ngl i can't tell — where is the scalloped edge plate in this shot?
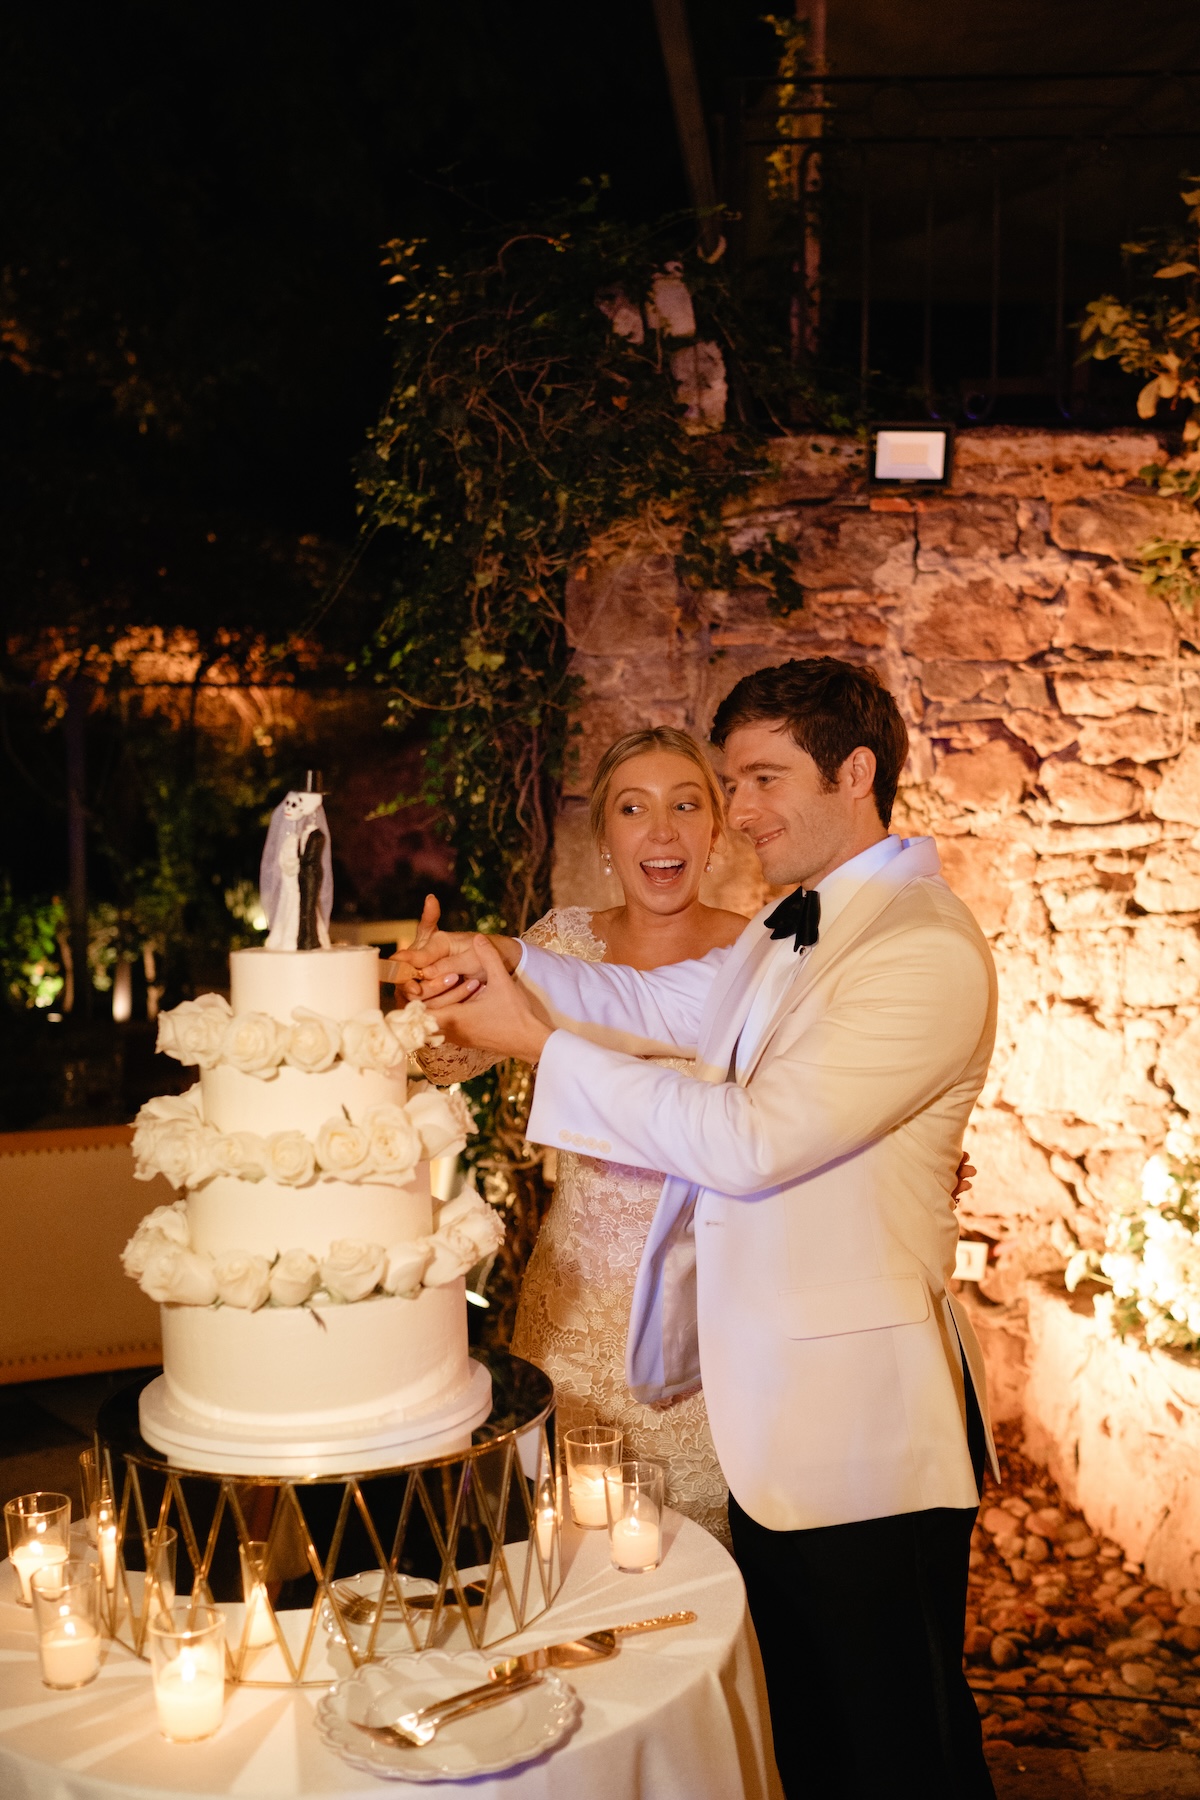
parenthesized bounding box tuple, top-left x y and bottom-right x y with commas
(315, 1650, 580, 1782)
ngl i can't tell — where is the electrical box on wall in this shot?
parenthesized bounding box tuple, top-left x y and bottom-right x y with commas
(954, 1240, 989, 1283)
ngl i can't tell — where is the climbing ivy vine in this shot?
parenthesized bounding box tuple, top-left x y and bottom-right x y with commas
(353, 193, 819, 1334)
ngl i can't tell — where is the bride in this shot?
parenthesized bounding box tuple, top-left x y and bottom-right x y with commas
(416, 726, 747, 1540)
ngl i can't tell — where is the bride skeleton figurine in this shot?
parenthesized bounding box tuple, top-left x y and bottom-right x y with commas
(259, 775, 333, 951)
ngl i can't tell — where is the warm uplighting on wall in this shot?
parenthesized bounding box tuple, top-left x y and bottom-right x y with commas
(111, 962, 133, 1023)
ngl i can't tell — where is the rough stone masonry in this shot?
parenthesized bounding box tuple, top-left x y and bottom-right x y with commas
(552, 425, 1200, 1401)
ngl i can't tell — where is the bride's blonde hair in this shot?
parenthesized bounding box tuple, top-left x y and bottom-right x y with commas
(588, 726, 726, 843)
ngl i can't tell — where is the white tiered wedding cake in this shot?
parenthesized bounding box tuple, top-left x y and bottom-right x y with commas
(122, 796, 502, 1473)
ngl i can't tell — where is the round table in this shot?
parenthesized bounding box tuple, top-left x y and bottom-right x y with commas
(0, 1511, 781, 1800)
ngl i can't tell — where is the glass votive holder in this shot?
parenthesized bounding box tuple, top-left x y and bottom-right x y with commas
(79, 1448, 100, 1547)
(95, 1488, 120, 1592)
(148, 1603, 226, 1742)
(239, 1539, 277, 1648)
(147, 1526, 178, 1622)
(534, 1471, 558, 1563)
(562, 1426, 622, 1529)
(604, 1461, 665, 1573)
(31, 1559, 102, 1689)
(5, 1492, 71, 1606)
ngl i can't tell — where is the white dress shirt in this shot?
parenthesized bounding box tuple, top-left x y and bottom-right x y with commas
(735, 833, 904, 1077)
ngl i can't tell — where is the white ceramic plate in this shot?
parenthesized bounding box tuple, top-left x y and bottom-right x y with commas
(321, 1572, 441, 1657)
(315, 1649, 580, 1783)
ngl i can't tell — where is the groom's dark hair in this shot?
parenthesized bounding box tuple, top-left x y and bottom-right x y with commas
(709, 657, 909, 826)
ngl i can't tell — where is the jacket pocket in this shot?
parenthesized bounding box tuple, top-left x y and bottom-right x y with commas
(777, 1273, 930, 1340)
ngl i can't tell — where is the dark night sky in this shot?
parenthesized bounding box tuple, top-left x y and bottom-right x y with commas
(0, 2, 774, 556)
(2, 0, 1196, 561)
(1, 0, 1197, 975)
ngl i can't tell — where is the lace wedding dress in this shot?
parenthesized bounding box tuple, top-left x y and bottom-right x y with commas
(419, 906, 729, 1543)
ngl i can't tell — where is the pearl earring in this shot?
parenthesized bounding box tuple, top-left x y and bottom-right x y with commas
(704, 860, 712, 873)
(602, 849, 613, 875)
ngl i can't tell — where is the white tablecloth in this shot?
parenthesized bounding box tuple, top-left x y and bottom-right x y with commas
(0, 1511, 781, 1800)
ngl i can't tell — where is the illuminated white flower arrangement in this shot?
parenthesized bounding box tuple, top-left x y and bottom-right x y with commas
(120, 1189, 505, 1312)
(131, 1084, 474, 1192)
(155, 994, 441, 1078)
(1065, 1116, 1200, 1351)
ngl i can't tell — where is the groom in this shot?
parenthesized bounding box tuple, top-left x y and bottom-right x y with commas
(407, 657, 998, 1800)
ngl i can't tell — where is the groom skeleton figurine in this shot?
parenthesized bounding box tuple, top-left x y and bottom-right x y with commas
(407, 658, 998, 1800)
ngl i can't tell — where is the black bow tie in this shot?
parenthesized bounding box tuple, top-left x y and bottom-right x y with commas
(765, 886, 820, 952)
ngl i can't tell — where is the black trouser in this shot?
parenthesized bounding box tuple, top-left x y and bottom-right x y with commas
(729, 1387, 994, 1800)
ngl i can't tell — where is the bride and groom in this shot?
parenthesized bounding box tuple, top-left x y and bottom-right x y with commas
(399, 656, 998, 1800)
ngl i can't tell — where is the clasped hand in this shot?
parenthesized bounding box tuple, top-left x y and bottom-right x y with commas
(381, 896, 551, 1063)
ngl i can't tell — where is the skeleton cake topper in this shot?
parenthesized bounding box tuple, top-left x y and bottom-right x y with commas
(259, 772, 333, 951)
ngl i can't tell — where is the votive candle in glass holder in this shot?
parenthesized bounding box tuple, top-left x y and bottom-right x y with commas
(5, 1493, 71, 1606)
(79, 1448, 100, 1548)
(148, 1603, 226, 1742)
(146, 1526, 178, 1623)
(534, 1471, 557, 1562)
(95, 1490, 119, 1593)
(563, 1426, 622, 1529)
(604, 1461, 664, 1573)
(31, 1559, 102, 1689)
(239, 1539, 277, 1649)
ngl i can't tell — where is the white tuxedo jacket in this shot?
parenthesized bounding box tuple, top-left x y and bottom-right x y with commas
(519, 836, 998, 1532)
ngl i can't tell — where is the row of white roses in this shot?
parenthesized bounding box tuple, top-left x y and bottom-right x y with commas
(121, 1193, 505, 1310)
(156, 993, 440, 1079)
(132, 1084, 471, 1192)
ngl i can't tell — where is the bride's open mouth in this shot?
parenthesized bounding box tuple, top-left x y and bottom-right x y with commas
(640, 856, 687, 887)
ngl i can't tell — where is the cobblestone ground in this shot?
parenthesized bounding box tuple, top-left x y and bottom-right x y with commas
(970, 1422, 1200, 1754)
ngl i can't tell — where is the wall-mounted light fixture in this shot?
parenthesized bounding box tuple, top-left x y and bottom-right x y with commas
(869, 423, 955, 487)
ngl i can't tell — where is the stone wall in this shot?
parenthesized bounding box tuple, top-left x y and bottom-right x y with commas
(554, 425, 1200, 1372)
(1023, 1280, 1200, 1594)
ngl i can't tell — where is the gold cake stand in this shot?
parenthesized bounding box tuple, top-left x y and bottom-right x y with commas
(94, 1351, 559, 1688)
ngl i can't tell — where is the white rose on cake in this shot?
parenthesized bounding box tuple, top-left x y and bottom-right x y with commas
(214, 1131, 270, 1181)
(406, 1084, 473, 1160)
(362, 1105, 422, 1180)
(341, 1010, 404, 1073)
(285, 1008, 342, 1073)
(158, 1122, 221, 1192)
(156, 994, 231, 1068)
(318, 1239, 386, 1302)
(423, 1189, 506, 1284)
(133, 1092, 220, 1191)
(223, 1011, 289, 1078)
(265, 1130, 317, 1186)
(315, 1117, 373, 1182)
(382, 1240, 433, 1297)
(213, 1251, 272, 1310)
(269, 1248, 320, 1307)
(140, 1248, 219, 1306)
(386, 999, 442, 1056)
(121, 1201, 191, 1278)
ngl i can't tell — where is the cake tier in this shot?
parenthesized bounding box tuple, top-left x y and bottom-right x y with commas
(187, 1162, 432, 1259)
(231, 943, 380, 1018)
(159, 1281, 469, 1431)
(201, 1061, 405, 1136)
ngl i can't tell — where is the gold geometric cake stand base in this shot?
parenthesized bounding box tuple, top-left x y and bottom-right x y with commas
(94, 1351, 559, 1688)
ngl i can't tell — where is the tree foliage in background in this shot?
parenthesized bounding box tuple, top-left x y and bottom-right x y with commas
(1079, 179, 1200, 440)
(0, 883, 64, 1012)
(1080, 180, 1200, 609)
(355, 193, 818, 1335)
(357, 194, 808, 932)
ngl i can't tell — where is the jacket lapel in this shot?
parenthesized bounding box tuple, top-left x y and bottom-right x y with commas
(738, 837, 943, 1085)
